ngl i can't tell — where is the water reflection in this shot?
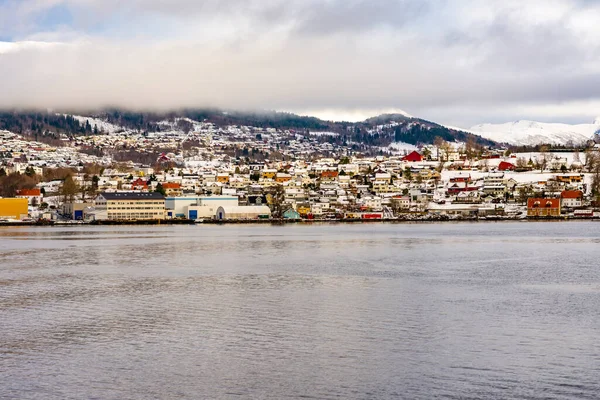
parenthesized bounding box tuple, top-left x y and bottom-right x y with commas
(1, 223, 600, 399)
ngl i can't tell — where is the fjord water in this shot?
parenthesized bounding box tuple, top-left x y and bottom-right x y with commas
(1, 223, 600, 399)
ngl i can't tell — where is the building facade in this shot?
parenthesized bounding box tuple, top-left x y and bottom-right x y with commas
(94, 192, 165, 220)
(560, 190, 584, 209)
(0, 198, 28, 220)
(527, 198, 561, 217)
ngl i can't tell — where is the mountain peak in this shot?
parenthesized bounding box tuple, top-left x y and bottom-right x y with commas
(470, 119, 597, 146)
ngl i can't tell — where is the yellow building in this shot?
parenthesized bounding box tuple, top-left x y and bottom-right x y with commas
(262, 169, 277, 180)
(296, 205, 311, 216)
(0, 198, 29, 220)
(275, 173, 292, 183)
(216, 174, 230, 184)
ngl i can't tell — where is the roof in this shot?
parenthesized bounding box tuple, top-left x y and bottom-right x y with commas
(16, 188, 41, 196)
(561, 190, 583, 199)
(321, 170, 339, 178)
(99, 192, 165, 200)
(216, 205, 271, 214)
(527, 198, 560, 208)
(402, 151, 423, 161)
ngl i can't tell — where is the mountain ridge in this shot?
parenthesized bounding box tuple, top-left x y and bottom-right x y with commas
(469, 118, 600, 146)
(0, 109, 497, 149)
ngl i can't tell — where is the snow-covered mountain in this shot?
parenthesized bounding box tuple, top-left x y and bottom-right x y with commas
(469, 119, 600, 146)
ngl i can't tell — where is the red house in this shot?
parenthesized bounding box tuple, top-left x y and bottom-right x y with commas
(131, 178, 148, 191)
(320, 170, 339, 180)
(498, 161, 515, 171)
(402, 151, 424, 162)
(527, 198, 560, 217)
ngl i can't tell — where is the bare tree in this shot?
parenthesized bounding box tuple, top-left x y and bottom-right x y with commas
(516, 157, 528, 169)
(60, 175, 79, 204)
(267, 184, 286, 219)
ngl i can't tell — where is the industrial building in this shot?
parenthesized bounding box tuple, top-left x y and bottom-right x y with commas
(165, 195, 271, 220)
(214, 205, 271, 220)
(166, 196, 238, 219)
(0, 198, 29, 220)
(94, 192, 165, 220)
(62, 202, 95, 220)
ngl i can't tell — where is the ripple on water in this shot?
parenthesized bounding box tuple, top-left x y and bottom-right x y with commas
(1, 223, 600, 399)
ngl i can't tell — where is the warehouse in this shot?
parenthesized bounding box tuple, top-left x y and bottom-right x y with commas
(215, 205, 271, 220)
(179, 196, 246, 220)
(0, 198, 29, 220)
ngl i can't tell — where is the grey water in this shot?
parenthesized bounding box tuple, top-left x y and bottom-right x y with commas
(1, 222, 600, 399)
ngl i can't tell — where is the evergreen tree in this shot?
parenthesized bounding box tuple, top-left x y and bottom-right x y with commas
(155, 183, 166, 196)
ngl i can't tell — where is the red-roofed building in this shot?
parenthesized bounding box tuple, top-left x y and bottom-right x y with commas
(131, 178, 148, 191)
(320, 170, 339, 181)
(16, 188, 41, 197)
(498, 161, 515, 171)
(560, 190, 584, 208)
(402, 151, 424, 162)
(449, 175, 471, 183)
(162, 182, 183, 197)
(527, 198, 561, 217)
(16, 188, 42, 205)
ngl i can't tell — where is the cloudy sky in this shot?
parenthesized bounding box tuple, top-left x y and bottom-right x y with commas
(1, 0, 600, 128)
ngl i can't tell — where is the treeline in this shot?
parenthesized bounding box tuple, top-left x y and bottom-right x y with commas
(0, 109, 498, 148)
(0, 112, 94, 136)
(0, 109, 338, 134)
(0, 165, 107, 205)
(508, 142, 596, 153)
(202, 111, 332, 130)
(0, 168, 38, 198)
(100, 109, 335, 131)
(392, 122, 496, 147)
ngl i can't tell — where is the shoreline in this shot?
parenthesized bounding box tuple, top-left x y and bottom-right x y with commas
(0, 216, 598, 227)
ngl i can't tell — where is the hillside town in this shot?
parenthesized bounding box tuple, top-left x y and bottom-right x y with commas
(2, 119, 600, 224)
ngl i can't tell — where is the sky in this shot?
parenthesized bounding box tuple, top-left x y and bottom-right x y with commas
(1, 0, 600, 128)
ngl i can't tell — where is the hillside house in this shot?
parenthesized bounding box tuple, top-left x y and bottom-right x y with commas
(560, 190, 584, 209)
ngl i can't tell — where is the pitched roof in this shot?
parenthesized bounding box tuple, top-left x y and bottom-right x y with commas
(498, 161, 515, 170)
(560, 190, 583, 199)
(99, 192, 165, 200)
(321, 170, 339, 178)
(527, 198, 560, 208)
(402, 151, 423, 161)
(16, 188, 41, 196)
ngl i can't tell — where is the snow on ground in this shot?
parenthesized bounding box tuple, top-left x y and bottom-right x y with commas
(309, 131, 339, 137)
(387, 141, 418, 153)
(69, 115, 128, 134)
(469, 119, 600, 146)
(156, 117, 212, 133)
(442, 168, 593, 194)
(511, 152, 586, 165)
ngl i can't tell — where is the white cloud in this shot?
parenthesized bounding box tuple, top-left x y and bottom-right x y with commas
(1, 0, 600, 127)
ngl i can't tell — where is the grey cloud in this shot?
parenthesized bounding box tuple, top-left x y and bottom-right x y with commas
(291, 0, 430, 35)
(1, 0, 600, 127)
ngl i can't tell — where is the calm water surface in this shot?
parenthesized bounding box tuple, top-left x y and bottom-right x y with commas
(1, 222, 600, 399)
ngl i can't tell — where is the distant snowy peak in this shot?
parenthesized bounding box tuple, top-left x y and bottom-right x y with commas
(469, 119, 600, 146)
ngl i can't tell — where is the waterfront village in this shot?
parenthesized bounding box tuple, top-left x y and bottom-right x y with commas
(1, 122, 600, 224)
